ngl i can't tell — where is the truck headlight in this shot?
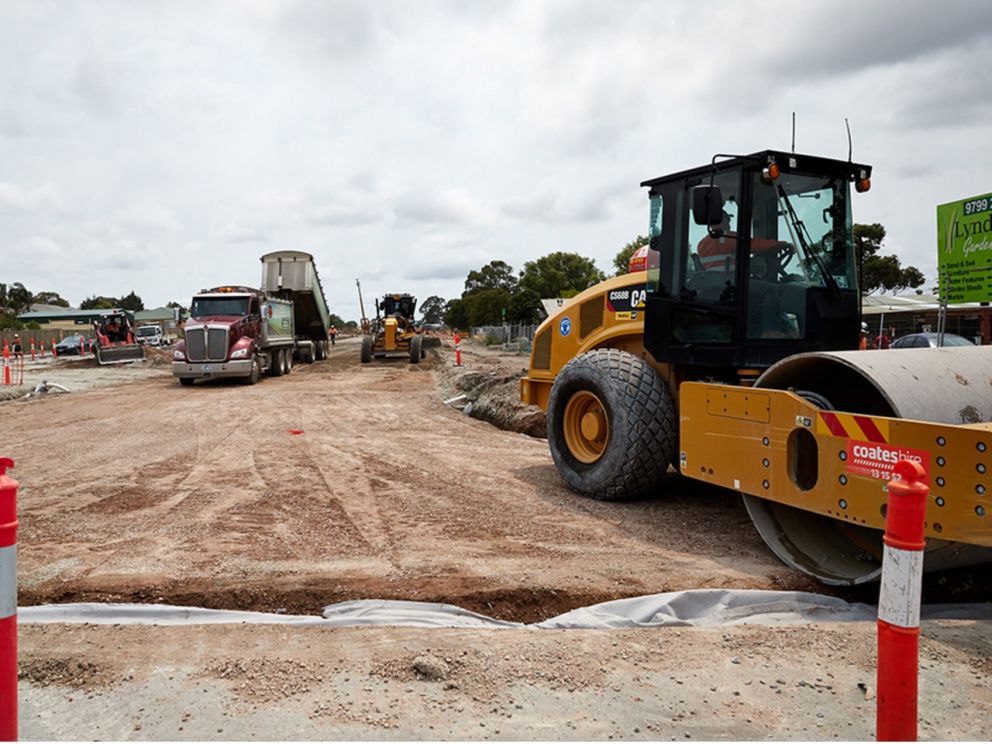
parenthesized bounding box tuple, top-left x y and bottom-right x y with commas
(172, 350, 185, 361)
(230, 348, 249, 359)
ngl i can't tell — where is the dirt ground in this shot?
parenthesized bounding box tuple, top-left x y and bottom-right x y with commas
(6, 337, 823, 619)
(17, 620, 992, 741)
(4, 336, 991, 739)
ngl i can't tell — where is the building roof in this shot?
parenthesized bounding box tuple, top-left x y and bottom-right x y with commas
(135, 307, 179, 322)
(861, 294, 984, 315)
(18, 308, 134, 321)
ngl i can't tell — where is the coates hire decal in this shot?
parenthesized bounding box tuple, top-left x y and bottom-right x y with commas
(846, 440, 930, 484)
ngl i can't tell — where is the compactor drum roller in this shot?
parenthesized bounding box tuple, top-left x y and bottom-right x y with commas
(743, 346, 992, 584)
(521, 149, 992, 584)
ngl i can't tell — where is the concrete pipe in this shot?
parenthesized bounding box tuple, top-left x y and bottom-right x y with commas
(749, 346, 992, 585)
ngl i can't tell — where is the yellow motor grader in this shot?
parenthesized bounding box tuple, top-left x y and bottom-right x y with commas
(521, 149, 992, 586)
(357, 281, 424, 364)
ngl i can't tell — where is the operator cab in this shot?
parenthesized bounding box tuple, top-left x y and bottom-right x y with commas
(641, 151, 871, 373)
(380, 294, 417, 320)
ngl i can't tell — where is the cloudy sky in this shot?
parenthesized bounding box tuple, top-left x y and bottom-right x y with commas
(2, 0, 992, 320)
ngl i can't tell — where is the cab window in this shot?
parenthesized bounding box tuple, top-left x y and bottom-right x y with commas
(683, 171, 740, 305)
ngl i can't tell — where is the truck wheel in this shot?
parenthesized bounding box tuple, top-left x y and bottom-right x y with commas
(284, 348, 293, 374)
(179, 378, 194, 387)
(244, 355, 261, 385)
(409, 335, 423, 364)
(361, 335, 373, 363)
(547, 349, 676, 501)
(270, 348, 284, 377)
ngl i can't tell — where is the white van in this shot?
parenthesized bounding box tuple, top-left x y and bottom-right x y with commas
(135, 325, 164, 346)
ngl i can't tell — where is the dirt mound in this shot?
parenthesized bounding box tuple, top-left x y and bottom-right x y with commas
(143, 346, 172, 366)
(434, 339, 546, 438)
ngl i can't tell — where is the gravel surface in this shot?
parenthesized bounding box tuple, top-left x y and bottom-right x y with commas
(5, 335, 992, 739)
(17, 619, 992, 740)
(6, 337, 821, 621)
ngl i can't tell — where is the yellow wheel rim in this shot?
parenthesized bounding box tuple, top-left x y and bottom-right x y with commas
(562, 390, 609, 464)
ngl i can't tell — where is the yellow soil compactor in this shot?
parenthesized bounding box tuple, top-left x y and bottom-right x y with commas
(521, 149, 992, 585)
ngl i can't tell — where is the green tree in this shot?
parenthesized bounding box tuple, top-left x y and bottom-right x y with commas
(855, 223, 926, 294)
(612, 235, 649, 276)
(80, 295, 116, 310)
(6, 282, 32, 314)
(31, 291, 70, 307)
(419, 295, 446, 324)
(519, 252, 605, 299)
(443, 298, 470, 330)
(464, 260, 517, 294)
(463, 288, 511, 326)
(507, 287, 541, 323)
(327, 313, 347, 329)
(118, 290, 144, 312)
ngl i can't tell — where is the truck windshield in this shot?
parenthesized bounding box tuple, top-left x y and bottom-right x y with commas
(136, 327, 158, 336)
(190, 297, 249, 318)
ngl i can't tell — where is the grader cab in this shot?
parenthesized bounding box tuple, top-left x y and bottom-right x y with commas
(521, 149, 992, 585)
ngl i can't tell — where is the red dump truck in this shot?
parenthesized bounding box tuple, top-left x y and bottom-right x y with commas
(172, 251, 331, 386)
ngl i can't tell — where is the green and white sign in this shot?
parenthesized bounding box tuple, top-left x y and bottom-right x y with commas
(937, 192, 992, 303)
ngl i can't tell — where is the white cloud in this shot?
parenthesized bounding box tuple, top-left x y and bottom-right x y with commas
(0, 182, 57, 213)
(0, 0, 990, 313)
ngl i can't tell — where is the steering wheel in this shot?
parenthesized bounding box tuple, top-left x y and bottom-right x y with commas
(775, 241, 796, 277)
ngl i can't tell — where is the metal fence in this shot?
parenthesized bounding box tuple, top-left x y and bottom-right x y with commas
(0, 328, 85, 351)
(470, 324, 540, 352)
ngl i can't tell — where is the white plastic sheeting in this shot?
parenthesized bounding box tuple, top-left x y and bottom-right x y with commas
(17, 589, 992, 629)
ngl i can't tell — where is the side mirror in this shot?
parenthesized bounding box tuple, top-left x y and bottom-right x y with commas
(691, 185, 724, 227)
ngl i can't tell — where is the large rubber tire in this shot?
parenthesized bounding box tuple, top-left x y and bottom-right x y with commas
(285, 348, 293, 374)
(178, 377, 194, 387)
(361, 335, 373, 363)
(243, 355, 261, 385)
(409, 335, 423, 364)
(269, 348, 284, 377)
(547, 349, 676, 501)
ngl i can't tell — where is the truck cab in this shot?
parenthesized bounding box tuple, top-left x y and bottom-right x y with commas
(172, 286, 295, 386)
(135, 325, 164, 346)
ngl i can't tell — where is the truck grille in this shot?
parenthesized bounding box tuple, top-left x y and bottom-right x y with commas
(207, 328, 228, 360)
(186, 329, 206, 361)
(186, 327, 229, 362)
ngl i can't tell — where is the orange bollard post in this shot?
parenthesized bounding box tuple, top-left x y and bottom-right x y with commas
(454, 334, 462, 367)
(876, 458, 928, 742)
(51, 339, 57, 359)
(1, 344, 8, 387)
(29, 339, 35, 362)
(0, 458, 18, 741)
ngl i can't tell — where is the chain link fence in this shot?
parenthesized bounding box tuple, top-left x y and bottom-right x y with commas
(470, 324, 540, 353)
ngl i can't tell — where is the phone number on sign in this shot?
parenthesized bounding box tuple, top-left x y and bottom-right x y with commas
(963, 196, 992, 215)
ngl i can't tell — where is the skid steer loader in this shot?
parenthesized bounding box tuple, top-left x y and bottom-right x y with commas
(521, 149, 992, 585)
(92, 310, 144, 365)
